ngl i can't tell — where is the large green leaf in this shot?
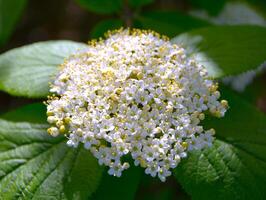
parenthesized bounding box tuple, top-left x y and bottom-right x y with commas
(171, 25, 266, 78)
(175, 87, 266, 200)
(0, 118, 103, 199)
(135, 10, 211, 37)
(75, 0, 123, 14)
(0, 0, 27, 46)
(0, 41, 88, 98)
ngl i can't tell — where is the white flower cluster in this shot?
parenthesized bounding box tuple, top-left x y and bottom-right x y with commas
(46, 29, 228, 182)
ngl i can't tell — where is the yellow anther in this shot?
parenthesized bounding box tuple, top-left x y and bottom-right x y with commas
(213, 110, 222, 118)
(139, 158, 147, 168)
(209, 84, 218, 93)
(137, 72, 144, 79)
(128, 69, 141, 80)
(221, 100, 229, 109)
(199, 113, 205, 120)
(110, 93, 118, 101)
(114, 88, 123, 95)
(46, 111, 54, 116)
(181, 142, 188, 149)
(209, 128, 216, 135)
(64, 117, 71, 124)
(56, 120, 63, 127)
(59, 125, 66, 133)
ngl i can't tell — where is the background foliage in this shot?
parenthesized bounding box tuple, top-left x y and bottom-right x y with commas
(0, 0, 266, 199)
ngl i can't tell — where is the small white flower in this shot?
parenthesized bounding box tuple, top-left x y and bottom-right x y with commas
(108, 161, 129, 177)
(47, 127, 59, 137)
(158, 167, 171, 182)
(145, 162, 159, 177)
(187, 135, 204, 151)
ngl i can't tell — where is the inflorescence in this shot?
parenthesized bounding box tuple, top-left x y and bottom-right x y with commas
(46, 29, 228, 182)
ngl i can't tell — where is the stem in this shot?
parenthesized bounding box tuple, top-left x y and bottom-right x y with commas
(122, 0, 133, 27)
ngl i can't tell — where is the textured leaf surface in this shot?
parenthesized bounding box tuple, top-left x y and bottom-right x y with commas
(75, 0, 123, 14)
(136, 10, 210, 37)
(0, 119, 103, 199)
(171, 26, 266, 78)
(0, 41, 88, 98)
(175, 87, 266, 200)
(0, 0, 27, 46)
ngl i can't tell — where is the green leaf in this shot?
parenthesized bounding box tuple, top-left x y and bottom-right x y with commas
(92, 165, 141, 200)
(0, 0, 27, 46)
(188, 0, 226, 15)
(175, 87, 266, 200)
(64, 148, 104, 200)
(0, 40, 88, 98)
(1, 103, 46, 123)
(135, 10, 211, 37)
(171, 25, 266, 78)
(75, 0, 123, 14)
(128, 0, 154, 8)
(0, 118, 103, 199)
(90, 19, 123, 39)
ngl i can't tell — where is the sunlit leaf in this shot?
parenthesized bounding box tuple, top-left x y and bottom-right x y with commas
(0, 41, 87, 98)
(172, 25, 266, 78)
(0, 118, 103, 199)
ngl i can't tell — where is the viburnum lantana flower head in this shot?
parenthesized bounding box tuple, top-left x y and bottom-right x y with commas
(46, 29, 228, 182)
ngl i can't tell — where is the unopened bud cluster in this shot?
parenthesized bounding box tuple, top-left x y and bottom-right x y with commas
(46, 29, 228, 182)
